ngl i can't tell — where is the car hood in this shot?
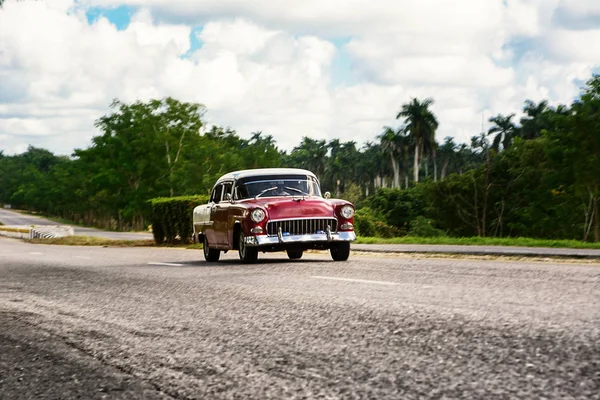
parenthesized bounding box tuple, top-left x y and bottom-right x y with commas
(247, 197, 335, 220)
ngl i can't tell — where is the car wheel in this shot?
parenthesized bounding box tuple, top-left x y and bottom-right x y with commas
(238, 231, 258, 264)
(330, 242, 350, 261)
(287, 250, 303, 260)
(203, 235, 220, 262)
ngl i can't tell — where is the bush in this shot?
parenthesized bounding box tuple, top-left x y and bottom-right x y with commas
(354, 207, 403, 238)
(363, 187, 424, 230)
(148, 195, 209, 244)
(354, 207, 377, 237)
(408, 216, 446, 237)
(338, 182, 363, 206)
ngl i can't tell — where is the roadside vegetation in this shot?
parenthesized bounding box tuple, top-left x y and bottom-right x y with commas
(0, 226, 29, 233)
(29, 236, 155, 247)
(355, 236, 600, 249)
(1, 75, 599, 244)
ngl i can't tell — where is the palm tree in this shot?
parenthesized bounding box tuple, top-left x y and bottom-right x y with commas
(358, 142, 385, 195)
(487, 113, 517, 152)
(325, 139, 358, 196)
(378, 127, 400, 188)
(288, 137, 328, 178)
(520, 100, 549, 140)
(397, 98, 439, 183)
(437, 137, 457, 180)
(378, 126, 410, 188)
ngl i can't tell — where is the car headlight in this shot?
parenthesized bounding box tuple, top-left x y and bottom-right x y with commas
(340, 205, 355, 219)
(251, 208, 266, 222)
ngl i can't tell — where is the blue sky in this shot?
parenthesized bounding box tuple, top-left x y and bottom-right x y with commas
(85, 5, 134, 30)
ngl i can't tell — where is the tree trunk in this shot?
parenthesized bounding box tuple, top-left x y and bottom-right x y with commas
(413, 143, 419, 183)
(404, 173, 409, 189)
(390, 155, 400, 189)
(594, 196, 599, 242)
(433, 156, 438, 182)
(441, 160, 449, 180)
(482, 167, 489, 237)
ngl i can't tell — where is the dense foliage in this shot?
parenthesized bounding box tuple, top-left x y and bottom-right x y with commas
(149, 195, 209, 244)
(1, 76, 599, 241)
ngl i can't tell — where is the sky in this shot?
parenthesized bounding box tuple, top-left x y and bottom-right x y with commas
(0, 0, 599, 156)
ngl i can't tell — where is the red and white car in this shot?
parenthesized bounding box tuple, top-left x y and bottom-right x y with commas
(193, 168, 356, 263)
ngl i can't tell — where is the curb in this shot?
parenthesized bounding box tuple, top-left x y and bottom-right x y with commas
(0, 230, 30, 240)
(351, 245, 600, 260)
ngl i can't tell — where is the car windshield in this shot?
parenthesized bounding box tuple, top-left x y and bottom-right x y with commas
(235, 178, 322, 199)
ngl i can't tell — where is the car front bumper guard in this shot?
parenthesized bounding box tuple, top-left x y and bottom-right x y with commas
(245, 229, 356, 247)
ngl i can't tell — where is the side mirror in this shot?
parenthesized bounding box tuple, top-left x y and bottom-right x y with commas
(225, 193, 233, 202)
(324, 191, 331, 199)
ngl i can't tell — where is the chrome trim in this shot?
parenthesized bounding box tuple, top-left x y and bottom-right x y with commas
(266, 218, 338, 236)
(250, 231, 356, 246)
(267, 217, 336, 222)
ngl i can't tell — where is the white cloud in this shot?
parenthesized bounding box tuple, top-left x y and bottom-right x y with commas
(0, 0, 599, 156)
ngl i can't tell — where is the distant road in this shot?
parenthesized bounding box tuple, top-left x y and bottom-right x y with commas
(1, 239, 598, 399)
(0, 208, 153, 241)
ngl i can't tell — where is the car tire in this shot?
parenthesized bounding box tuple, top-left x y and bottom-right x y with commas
(238, 231, 258, 264)
(203, 235, 220, 262)
(287, 250, 303, 260)
(330, 242, 350, 261)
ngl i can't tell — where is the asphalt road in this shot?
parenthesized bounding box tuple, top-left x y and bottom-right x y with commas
(0, 208, 153, 241)
(1, 238, 599, 399)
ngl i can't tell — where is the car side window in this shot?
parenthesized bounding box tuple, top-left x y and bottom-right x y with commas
(221, 182, 233, 202)
(210, 184, 223, 203)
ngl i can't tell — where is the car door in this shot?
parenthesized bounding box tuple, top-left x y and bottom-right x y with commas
(205, 183, 223, 246)
(213, 181, 233, 246)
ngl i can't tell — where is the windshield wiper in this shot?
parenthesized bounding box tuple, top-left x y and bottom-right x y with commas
(284, 186, 309, 196)
(255, 186, 278, 199)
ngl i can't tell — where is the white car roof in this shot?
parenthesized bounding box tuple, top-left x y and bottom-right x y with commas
(216, 168, 318, 183)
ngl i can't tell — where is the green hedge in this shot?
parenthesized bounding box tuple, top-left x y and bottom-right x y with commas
(148, 195, 209, 244)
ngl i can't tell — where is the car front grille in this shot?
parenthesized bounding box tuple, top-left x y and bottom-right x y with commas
(266, 218, 338, 236)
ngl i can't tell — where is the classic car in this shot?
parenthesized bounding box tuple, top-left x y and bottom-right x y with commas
(193, 168, 356, 263)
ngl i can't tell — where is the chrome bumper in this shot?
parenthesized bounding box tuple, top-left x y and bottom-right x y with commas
(246, 231, 356, 247)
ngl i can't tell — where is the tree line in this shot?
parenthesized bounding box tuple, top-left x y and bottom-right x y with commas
(0, 75, 598, 241)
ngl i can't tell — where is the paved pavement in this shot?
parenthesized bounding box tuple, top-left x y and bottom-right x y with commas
(0, 237, 598, 399)
(0, 208, 153, 241)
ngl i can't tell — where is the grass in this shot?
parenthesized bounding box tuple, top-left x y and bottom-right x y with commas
(29, 236, 156, 247)
(0, 226, 30, 233)
(27, 236, 205, 249)
(355, 236, 600, 249)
